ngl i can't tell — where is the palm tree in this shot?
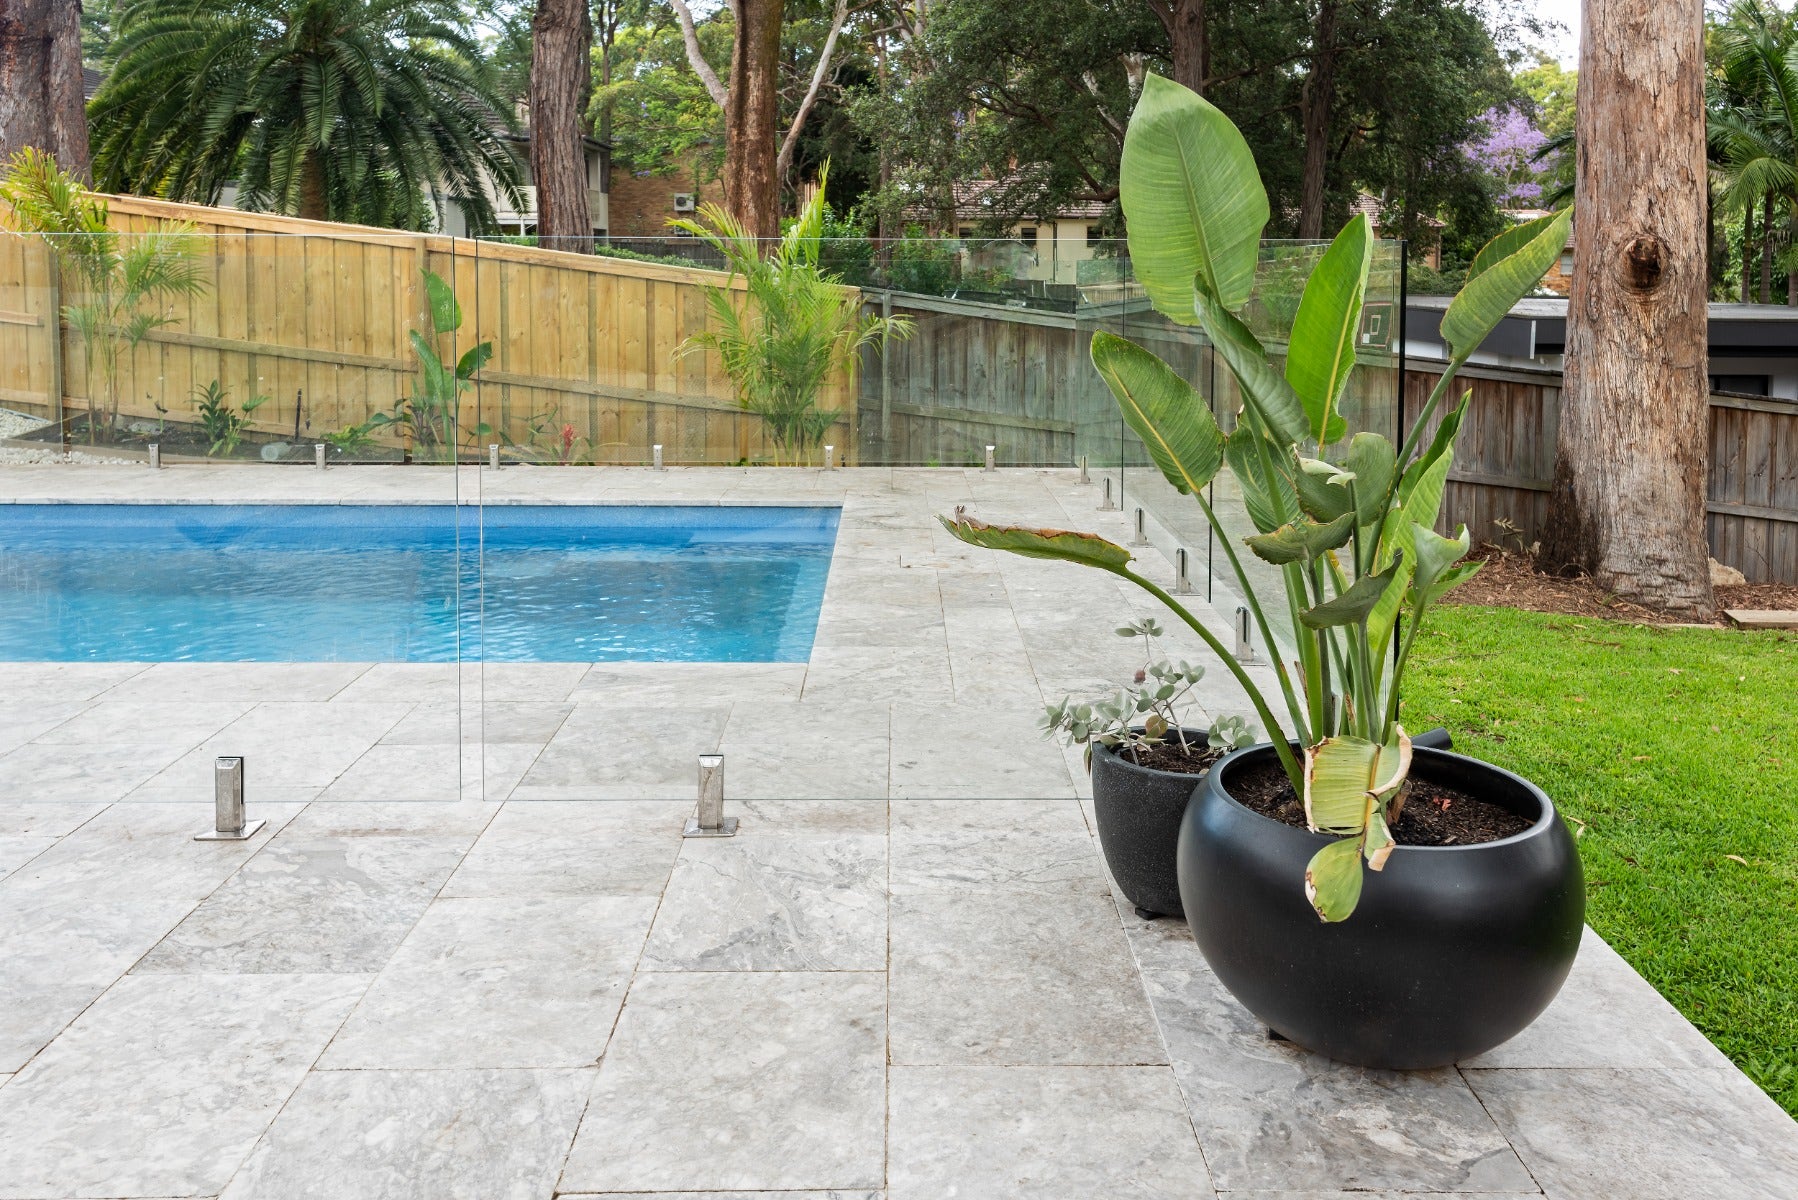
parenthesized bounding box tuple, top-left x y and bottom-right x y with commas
(673, 164, 912, 465)
(88, 0, 522, 232)
(1708, 0, 1798, 303)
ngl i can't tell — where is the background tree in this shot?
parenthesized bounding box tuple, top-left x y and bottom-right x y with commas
(531, 0, 595, 250)
(1708, 0, 1798, 304)
(1540, 0, 1715, 616)
(89, 0, 521, 232)
(0, 0, 91, 177)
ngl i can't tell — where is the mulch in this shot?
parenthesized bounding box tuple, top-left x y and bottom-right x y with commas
(1447, 549, 1798, 626)
(1227, 757, 1531, 847)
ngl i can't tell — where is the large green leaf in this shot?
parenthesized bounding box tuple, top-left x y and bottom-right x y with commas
(1244, 513, 1354, 565)
(1345, 433, 1397, 532)
(1120, 74, 1270, 322)
(939, 513, 1134, 571)
(1304, 735, 1380, 834)
(1091, 332, 1226, 495)
(1412, 524, 1472, 594)
(1440, 208, 1572, 362)
(1293, 453, 1354, 522)
(1467, 209, 1563, 282)
(1285, 215, 1372, 445)
(1298, 556, 1405, 629)
(1224, 425, 1289, 534)
(1305, 836, 1366, 923)
(423, 269, 461, 336)
(1193, 283, 1311, 445)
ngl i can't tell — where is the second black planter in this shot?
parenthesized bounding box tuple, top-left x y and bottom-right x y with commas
(1090, 729, 1214, 919)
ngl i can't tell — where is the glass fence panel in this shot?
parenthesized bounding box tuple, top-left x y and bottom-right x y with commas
(0, 226, 475, 805)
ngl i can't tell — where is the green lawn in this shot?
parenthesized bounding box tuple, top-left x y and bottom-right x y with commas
(1402, 606, 1798, 1112)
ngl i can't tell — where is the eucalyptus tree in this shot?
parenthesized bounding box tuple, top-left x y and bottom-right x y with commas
(0, 0, 90, 176)
(89, 0, 522, 232)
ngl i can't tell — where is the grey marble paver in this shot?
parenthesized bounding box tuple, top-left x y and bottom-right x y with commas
(314, 741, 543, 802)
(0, 803, 297, 1073)
(717, 701, 891, 798)
(144, 701, 413, 794)
(1124, 916, 1535, 1193)
(0, 740, 188, 801)
(441, 799, 685, 897)
(562, 972, 886, 1194)
(133, 832, 471, 974)
(887, 1065, 1210, 1199)
(889, 703, 1077, 798)
(0, 972, 366, 1199)
(30, 700, 254, 747)
(218, 1068, 590, 1200)
(512, 703, 731, 798)
(568, 1194, 881, 1200)
(99, 662, 369, 703)
(643, 832, 887, 971)
(318, 895, 655, 1069)
(890, 887, 1166, 1066)
(1467, 1065, 1798, 1199)
(378, 700, 572, 744)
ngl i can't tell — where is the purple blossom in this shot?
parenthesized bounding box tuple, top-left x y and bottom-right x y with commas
(1465, 107, 1550, 207)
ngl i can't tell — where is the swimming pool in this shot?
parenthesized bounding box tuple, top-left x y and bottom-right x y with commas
(0, 504, 839, 663)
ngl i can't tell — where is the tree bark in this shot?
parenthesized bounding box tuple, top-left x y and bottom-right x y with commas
(531, 0, 594, 252)
(1760, 191, 1773, 303)
(1539, 0, 1713, 617)
(1151, 0, 1208, 95)
(1297, 0, 1339, 240)
(0, 0, 90, 178)
(724, 0, 785, 241)
(298, 152, 328, 220)
(1742, 200, 1754, 304)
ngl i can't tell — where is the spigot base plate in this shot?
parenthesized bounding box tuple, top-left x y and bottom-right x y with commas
(195, 819, 265, 842)
(683, 816, 739, 838)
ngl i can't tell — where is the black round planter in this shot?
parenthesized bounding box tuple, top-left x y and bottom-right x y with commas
(1177, 742, 1584, 1069)
(1090, 729, 1214, 919)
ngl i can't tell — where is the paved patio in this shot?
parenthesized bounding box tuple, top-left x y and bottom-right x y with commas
(0, 465, 1795, 1199)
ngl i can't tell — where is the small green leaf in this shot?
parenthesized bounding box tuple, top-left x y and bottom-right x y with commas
(1298, 556, 1405, 629)
(1244, 512, 1355, 565)
(1305, 836, 1366, 923)
(1412, 524, 1471, 593)
(939, 513, 1134, 572)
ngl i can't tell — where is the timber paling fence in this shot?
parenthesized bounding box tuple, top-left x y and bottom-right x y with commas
(1, 197, 1791, 582)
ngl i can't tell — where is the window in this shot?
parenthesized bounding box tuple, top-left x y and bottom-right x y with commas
(1559, 251, 1573, 274)
(1086, 225, 1103, 245)
(1710, 374, 1770, 397)
(1018, 225, 1038, 245)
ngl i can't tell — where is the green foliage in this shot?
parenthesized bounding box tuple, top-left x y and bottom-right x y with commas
(1044, 619, 1257, 765)
(0, 149, 207, 442)
(1404, 606, 1798, 1118)
(363, 268, 492, 457)
(89, 0, 522, 232)
(941, 76, 1568, 921)
(1708, 0, 1798, 282)
(192, 379, 270, 456)
(671, 164, 912, 464)
(321, 422, 378, 454)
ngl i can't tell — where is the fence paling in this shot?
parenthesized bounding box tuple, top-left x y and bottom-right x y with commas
(0, 195, 852, 464)
(1404, 362, 1798, 585)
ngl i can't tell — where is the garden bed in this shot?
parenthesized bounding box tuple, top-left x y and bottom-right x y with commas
(1450, 549, 1798, 623)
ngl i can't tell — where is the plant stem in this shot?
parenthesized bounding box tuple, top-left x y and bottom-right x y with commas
(1115, 569, 1306, 790)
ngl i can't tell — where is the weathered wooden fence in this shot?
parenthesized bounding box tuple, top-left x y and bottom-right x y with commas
(1405, 362, 1798, 584)
(0, 196, 852, 463)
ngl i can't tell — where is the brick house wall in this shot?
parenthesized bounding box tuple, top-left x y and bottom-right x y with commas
(606, 150, 720, 237)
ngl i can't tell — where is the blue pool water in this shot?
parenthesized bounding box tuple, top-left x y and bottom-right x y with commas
(0, 504, 839, 663)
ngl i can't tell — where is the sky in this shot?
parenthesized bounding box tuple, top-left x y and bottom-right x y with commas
(1528, 0, 1580, 68)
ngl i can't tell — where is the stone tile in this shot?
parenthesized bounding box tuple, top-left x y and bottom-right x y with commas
(891, 827, 1102, 894)
(142, 701, 413, 793)
(0, 664, 148, 705)
(888, 1065, 1210, 1199)
(889, 794, 1088, 834)
(569, 1194, 879, 1200)
(568, 662, 808, 704)
(319, 896, 655, 1069)
(315, 742, 542, 802)
(285, 800, 499, 838)
(801, 646, 955, 705)
(101, 662, 370, 703)
(442, 801, 684, 898)
(717, 702, 890, 799)
(1467, 1066, 1798, 1200)
(0, 740, 187, 801)
(890, 888, 1164, 1066)
(1464, 927, 1734, 1069)
(511, 705, 730, 799)
(1125, 917, 1535, 1193)
(889, 704, 1076, 798)
(1213, 1194, 1541, 1199)
(133, 833, 471, 974)
(379, 701, 572, 744)
(219, 1068, 590, 1200)
(30, 700, 254, 747)
(643, 834, 886, 971)
(0, 835, 58, 879)
(0, 972, 365, 1199)
(562, 972, 885, 1193)
(0, 802, 106, 837)
(0, 702, 93, 755)
(0, 803, 299, 1072)
(730, 798, 888, 835)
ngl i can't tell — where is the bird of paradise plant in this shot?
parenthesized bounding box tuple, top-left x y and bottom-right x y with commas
(941, 76, 1572, 921)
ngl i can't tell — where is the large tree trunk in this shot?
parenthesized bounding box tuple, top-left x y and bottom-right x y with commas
(723, 0, 785, 241)
(1539, 0, 1713, 617)
(298, 153, 328, 220)
(1160, 0, 1207, 95)
(1297, 0, 1338, 240)
(0, 0, 90, 178)
(1742, 200, 1754, 304)
(531, 0, 594, 253)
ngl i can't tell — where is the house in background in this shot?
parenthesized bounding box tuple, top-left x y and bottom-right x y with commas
(605, 147, 719, 238)
(1503, 207, 1576, 295)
